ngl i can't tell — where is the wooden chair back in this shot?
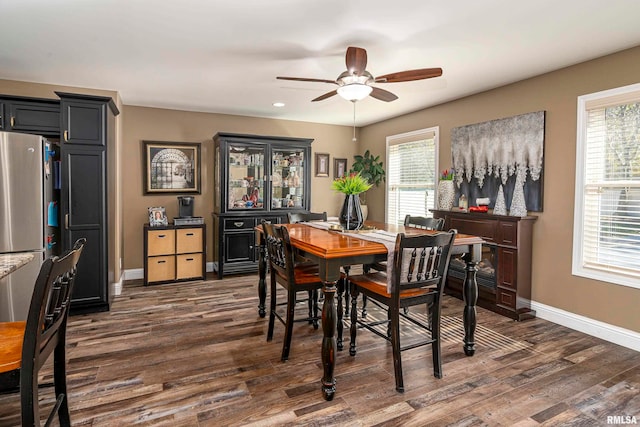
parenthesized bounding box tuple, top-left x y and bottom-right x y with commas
(287, 211, 327, 223)
(262, 222, 296, 285)
(389, 231, 456, 296)
(403, 215, 445, 231)
(21, 238, 85, 426)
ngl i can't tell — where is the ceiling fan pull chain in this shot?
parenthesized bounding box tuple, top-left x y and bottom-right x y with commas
(352, 101, 357, 142)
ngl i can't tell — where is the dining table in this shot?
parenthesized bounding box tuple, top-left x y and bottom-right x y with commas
(254, 220, 484, 401)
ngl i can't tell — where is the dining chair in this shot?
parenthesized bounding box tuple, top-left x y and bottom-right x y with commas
(348, 230, 456, 392)
(362, 215, 446, 317)
(262, 222, 329, 361)
(287, 211, 327, 310)
(404, 215, 445, 231)
(286, 211, 327, 223)
(0, 238, 86, 426)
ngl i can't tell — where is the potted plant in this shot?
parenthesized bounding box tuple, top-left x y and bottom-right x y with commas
(331, 173, 372, 230)
(350, 150, 386, 218)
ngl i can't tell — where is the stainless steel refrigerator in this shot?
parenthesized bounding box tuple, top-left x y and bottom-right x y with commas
(0, 131, 57, 321)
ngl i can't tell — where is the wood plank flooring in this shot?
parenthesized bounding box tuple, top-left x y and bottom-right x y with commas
(1, 274, 638, 426)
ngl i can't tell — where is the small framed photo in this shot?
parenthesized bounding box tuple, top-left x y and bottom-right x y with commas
(143, 141, 201, 194)
(148, 206, 168, 227)
(334, 158, 347, 179)
(315, 153, 329, 177)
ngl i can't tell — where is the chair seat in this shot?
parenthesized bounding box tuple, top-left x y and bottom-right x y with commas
(275, 264, 322, 285)
(0, 321, 26, 373)
(349, 273, 435, 299)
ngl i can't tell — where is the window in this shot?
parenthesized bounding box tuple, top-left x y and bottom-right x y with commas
(573, 83, 640, 289)
(386, 127, 439, 225)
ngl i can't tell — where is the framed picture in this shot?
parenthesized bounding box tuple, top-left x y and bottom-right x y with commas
(315, 153, 329, 177)
(144, 141, 201, 194)
(148, 206, 168, 227)
(334, 158, 347, 179)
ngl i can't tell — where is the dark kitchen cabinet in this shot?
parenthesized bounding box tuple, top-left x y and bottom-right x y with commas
(58, 92, 119, 313)
(0, 95, 60, 136)
(212, 133, 313, 278)
(0, 92, 118, 314)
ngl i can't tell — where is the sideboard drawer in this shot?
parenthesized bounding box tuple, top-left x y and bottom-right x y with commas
(497, 221, 518, 246)
(224, 218, 255, 231)
(449, 217, 497, 243)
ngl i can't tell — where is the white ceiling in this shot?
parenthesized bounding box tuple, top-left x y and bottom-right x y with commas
(2, 0, 640, 126)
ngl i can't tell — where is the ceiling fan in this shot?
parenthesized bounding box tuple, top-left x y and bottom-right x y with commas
(277, 46, 442, 102)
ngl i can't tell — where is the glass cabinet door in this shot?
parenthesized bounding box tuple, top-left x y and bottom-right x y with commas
(271, 148, 306, 209)
(228, 144, 266, 210)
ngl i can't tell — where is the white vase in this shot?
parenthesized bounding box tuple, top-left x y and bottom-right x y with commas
(437, 180, 455, 210)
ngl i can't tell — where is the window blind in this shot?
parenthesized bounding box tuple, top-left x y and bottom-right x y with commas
(386, 128, 438, 226)
(575, 85, 640, 286)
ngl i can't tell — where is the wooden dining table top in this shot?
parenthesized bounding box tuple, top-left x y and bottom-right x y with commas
(262, 220, 484, 260)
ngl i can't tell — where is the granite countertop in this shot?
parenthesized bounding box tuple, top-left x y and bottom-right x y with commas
(0, 253, 35, 279)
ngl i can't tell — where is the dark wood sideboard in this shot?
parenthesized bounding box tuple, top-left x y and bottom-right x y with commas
(432, 210, 537, 320)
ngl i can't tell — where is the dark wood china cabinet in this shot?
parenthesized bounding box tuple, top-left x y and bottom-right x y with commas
(212, 132, 313, 278)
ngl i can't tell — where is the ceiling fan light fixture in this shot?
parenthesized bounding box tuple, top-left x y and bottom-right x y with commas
(337, 83, 372, 101)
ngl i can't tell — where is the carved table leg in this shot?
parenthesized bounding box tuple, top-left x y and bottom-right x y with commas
(257, 243, 267, 318)
(321, 280, 337, 401)
(337, 278, 344, 351)
(462, 252, 478, 356)
(343, 266, 351, 316)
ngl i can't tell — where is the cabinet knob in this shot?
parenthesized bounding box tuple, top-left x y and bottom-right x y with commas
(186, 258, 194, 261)
(10, 116, 15, 127)
(158, 234, 166, 238)
(186, 233, 194, 236)
(63, 130, 69, 142)
(158, 260, 166, 264)
(234, 222, 244, 228)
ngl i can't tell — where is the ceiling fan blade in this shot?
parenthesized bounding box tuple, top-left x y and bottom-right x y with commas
(345, 46, 367, 76)
(277, 76, 337, 84)
(370, 87, 398, 102)
(311, 90, 338, 102)
(375, 68, 443, 83)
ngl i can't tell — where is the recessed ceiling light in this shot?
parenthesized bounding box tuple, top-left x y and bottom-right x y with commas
(272, 102, 285, 107)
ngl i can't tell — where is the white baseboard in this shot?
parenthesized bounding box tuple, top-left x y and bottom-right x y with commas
(530, 300, 640, 352)
(123, 262, 216, 282)
(111, 273, 123, 297)
(124, 268, 144, 281)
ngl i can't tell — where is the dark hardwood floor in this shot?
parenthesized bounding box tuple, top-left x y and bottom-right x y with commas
(1, 273, 638, 426)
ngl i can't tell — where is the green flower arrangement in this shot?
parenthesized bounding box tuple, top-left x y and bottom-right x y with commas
(331, 172, 372, 195)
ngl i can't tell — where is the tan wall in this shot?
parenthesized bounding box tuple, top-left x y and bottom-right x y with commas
(121, 106, 355, 270)
(3, 46, 639, 333)
(359, 46, 640, 332)
(0, 79, 124, 290)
